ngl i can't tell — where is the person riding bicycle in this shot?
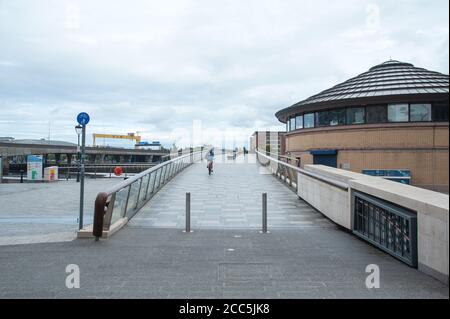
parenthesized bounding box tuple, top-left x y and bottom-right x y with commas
(206, 149, 215, 174)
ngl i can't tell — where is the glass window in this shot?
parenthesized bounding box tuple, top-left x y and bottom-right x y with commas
(346, 107, 365, 124)
(295, 115, 303, 129)
(432, 102, 449, 122)
(316, 108, 346, 127)
(388, 104, 409, 122)
(366, 105, 387, 123)
(410, 104, 432, 122)
(304, 113, 315, 128)
(286, 121, 289, 132)
(289, 117, 295, 131)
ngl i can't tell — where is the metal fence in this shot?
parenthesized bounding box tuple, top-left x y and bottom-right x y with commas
(60, 163, 159, 179)
(353, 191, 418, 267)
(92, 149, 208, 238)
(255, 149, 348, 192)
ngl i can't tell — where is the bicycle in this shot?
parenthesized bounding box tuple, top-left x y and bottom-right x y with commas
(207, 160, 213, 175)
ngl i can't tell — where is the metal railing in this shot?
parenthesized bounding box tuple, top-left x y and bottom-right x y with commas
(353, 191, 418, 267)
(92, 149, 208, 238)
(257, 149, 418, 267)
(263, 150, 301, 167)
(255, 149, 348, 192)
(60, 163, 159, 179)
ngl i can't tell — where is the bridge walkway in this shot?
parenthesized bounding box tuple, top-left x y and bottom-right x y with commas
(129, 154, 332, 229)
(0, 155, 447, 298)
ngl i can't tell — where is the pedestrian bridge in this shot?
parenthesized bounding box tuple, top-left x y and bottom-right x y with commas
(1, 149, 447, 298)
(129, 154, 332, 229)
(79, 148, 448, 292)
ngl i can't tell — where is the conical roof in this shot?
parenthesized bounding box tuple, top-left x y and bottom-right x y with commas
(276, 60, 449, 122)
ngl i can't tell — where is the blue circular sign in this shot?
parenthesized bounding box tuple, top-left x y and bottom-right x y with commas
(77, 112, 90, 125)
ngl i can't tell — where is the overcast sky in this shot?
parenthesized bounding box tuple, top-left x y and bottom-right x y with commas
(0, 0, 448, 148)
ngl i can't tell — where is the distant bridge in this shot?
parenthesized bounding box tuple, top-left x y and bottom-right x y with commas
(0, 141, 169, 157)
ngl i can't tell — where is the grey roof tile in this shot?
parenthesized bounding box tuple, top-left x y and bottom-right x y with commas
(277, 60, 449, 121)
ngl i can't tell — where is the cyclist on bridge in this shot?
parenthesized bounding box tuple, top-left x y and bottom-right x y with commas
(206, 149, 215, 175)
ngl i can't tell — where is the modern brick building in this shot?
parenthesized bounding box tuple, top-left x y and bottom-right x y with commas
(250, 131, 286, 155)
(275, 60, 449, 193)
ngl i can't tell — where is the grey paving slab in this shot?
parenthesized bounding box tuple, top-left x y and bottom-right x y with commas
(0, 227, 447, 298)
(129, 155, 333, 229)
(0, 178, 119, 245)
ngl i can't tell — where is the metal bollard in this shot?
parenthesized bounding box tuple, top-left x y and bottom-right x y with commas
(184, 192, 192, 233)
(20, 170, 24, 183)
(260, 192, 269, 233)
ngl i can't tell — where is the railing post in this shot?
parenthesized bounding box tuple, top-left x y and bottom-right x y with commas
(184, 192, 192, 233)
(260, 192, 269, 233)
(151, 170, 157, 194)
(164, 163, 170, 181)
(144, 173, 151, 200)
(157, 166, 163, 189)
(134, 178, 143, 209)
(169, 162, 174, 178)
(287, 167, 293, 187)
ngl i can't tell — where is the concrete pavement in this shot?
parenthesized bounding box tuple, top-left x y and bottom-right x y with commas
(0, 178, 119, 245)
(0, 156, 447, 298)
(0, 227, 447, 298)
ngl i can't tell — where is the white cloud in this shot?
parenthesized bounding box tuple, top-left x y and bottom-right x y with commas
(0, 0, 448, 147)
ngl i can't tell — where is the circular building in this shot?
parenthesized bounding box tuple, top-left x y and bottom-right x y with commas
(275, 60, 449, 193)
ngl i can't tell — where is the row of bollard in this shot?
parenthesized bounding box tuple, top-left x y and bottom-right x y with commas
(183, 192, 269, 234)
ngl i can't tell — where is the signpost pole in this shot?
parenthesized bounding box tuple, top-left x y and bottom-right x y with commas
(0, 156, 3, 184)
(79, 124, 86, 230)
(77, 133, 81, 182)
(76, 112, 90, 231)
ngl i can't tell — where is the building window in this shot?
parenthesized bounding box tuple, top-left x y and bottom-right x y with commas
(295, 115, 303, 129)
(304, 113, 315, 128)
(410, 103, 432, 122)
(366, 105, 387, 123)
(346, 107, 365, 124)
(388, 104, 409, 122)
(316, 108, 346, 127)
(289, 117, 296, 131)
(432, 102, 449, 122)
(286, 121, 289, 132)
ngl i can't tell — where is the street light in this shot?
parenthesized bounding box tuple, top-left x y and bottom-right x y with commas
(75, 125, 82, 182)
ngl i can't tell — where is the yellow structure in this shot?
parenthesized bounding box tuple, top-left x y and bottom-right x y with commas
(92, 133, 142, 147)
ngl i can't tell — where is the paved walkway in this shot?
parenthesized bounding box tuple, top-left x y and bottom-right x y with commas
(0, 178, 119, 245)
(129, 155, 333, 229)
(0, 227, 447, 298)
(0, 156, 447, 298)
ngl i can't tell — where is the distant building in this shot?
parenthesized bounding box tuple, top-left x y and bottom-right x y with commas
(250, 131, 286, 155)
(0, 137, 15, 142)
(135, 141, 162, 150)
(8, 139, 77, 147)
(275, 60, 449, 193)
